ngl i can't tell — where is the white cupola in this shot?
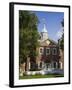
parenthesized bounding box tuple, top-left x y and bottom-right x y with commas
(41, 19, 48, 41)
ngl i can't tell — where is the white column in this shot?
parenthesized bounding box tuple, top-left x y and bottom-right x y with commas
(60, 62, 62, 69)
(42, 61, 44, 69)
(49, 64, 51, 69)
(29, 62, 30, 70)
(56, 62, 58, 69)
(51, 62, 54, 69)
(38, 62, 40, 69)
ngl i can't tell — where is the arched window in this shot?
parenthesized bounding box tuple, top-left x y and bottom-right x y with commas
(40, 62, 42, 68)
(39, 47, 44, 54)
(53, 62, 58, 69)
(54, 62, 56, 68)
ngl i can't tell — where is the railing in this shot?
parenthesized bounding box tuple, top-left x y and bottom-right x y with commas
(26, 69, 64, 75)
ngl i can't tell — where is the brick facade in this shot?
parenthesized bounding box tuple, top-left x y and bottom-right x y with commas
(35, 39, 63, 70)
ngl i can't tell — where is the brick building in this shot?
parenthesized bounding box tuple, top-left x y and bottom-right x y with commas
(30, 23, 64, 71)
(20, 22, 64, 75)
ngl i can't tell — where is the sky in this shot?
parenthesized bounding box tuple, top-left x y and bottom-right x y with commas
(33, 11, 64, 42)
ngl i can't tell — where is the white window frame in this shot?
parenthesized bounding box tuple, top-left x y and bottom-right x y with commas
(39, 47, 44, 54)
(52, 48, 57, 55)
(46, 48, 50, 55)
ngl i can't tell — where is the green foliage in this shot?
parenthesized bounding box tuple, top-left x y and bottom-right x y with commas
(59, 19, 64, 51)
(19, 74, 64, 79)
(19, 11, 40, 64)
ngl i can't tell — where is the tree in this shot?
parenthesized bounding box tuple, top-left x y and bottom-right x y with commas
(19, 11, 39, 71)
(59, 19, 64, 51)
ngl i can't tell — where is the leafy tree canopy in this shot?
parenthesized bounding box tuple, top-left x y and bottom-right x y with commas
(19, 11, 40, 64)
(59, 19, 64, 51)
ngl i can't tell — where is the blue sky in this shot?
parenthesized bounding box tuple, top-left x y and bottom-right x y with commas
(33, 11, 64, 42)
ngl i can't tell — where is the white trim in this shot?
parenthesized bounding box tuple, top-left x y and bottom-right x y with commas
(39, 47, 44, 54)
(59, 61, 63, 69)
(56, 62, 58, 68)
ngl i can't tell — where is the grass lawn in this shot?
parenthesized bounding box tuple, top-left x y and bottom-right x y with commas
(19, 74, 64, 79)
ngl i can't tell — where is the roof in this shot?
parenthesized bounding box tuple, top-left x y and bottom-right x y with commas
(47, 38, 58, 45)
(39, 38, 58, 47)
